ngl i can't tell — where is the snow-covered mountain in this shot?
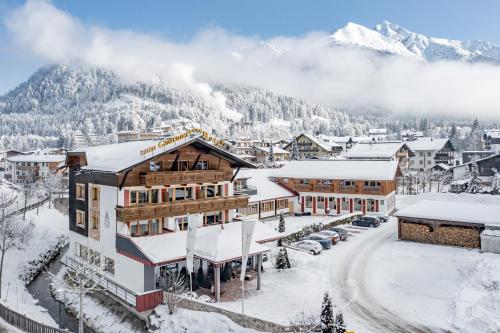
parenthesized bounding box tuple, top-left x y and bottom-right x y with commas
(329, 20, 500, 63)
(0, 65, 367, 150)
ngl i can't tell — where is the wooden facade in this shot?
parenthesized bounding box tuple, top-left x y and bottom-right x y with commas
(275, 178, 396, 196)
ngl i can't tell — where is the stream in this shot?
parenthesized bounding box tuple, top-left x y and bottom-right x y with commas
(27, 256, 92, 332)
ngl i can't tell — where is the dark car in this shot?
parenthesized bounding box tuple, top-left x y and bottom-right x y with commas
(352, 216, 380, 228)
(329, 227, 348, 241)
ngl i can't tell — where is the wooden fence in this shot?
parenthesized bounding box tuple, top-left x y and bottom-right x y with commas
(0, 302, 70, 333)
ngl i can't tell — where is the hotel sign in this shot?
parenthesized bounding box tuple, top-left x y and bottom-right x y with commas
(140, 128, 226, 156)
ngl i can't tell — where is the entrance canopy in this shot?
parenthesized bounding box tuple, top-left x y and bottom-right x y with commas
(130, 220, 281, 265)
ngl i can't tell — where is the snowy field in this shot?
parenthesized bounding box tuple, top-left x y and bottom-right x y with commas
(0, 203, 68, 327)
(216, 192, 500, 333)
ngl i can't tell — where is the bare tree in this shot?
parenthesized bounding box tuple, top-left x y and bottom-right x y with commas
(157, 271, 187, 314)
(34, 180, 46, 215)
(21, 178, 37, 220)
(0, 193, 33, 299)
(288, 310, 320, 333)
(42, 172, 62, 208)
(49, 244, 104, 333)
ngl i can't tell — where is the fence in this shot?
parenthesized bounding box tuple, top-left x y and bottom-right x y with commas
(0, 302, 69, 333)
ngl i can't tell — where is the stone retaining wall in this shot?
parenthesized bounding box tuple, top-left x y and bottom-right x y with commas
(177, 297, 288, 332)
(399, 221, 480, 248)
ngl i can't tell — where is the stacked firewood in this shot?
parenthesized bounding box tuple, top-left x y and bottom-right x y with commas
(400, 222, 480, 248)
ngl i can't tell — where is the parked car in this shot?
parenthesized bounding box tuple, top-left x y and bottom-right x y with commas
(302, 234, 333, 249)
(367, 212, 390, 222)
(329, 227, 348, 241)
(317, 230, 341, 244)
(290, 240, 323, 255)
(352, 216, 380, 228)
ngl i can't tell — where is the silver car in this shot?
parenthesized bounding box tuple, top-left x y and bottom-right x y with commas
(290, 240, 323, 255)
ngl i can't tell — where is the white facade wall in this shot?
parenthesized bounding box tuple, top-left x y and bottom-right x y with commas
(409, 150, 437, 170)
(296, 191, 396, 215)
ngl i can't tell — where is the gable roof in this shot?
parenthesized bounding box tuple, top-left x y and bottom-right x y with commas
(271, 159, 399, 181)
(406, 138, 452, 151)
(253, 146, 290, 155)
(284, 133, 341, 152)
(7, 154, 67, 163)
(69, 135, 255, 172)
(236, 168, 296, 202)
(345, 141, 413, 159)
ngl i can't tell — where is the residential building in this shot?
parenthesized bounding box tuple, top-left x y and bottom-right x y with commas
(283, 133, 343, 159)
(345, 141, 414, 168)
(401, 130, 424, 141)
(452, 153, 500, 182)
(234, 168, 296, 219)
(407, 138, 457, 171)
(462, 150, 495, 164)
(482, 130, 500, 153)
(251, 146, 290, 164)
(4, 154, 66, 183)
(65, 134, 280, 311)
(272, 160, 399, 215)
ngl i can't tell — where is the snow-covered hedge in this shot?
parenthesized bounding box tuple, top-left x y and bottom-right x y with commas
(283, 215, 357, 244)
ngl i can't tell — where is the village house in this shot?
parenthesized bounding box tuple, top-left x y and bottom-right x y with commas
(284, 133, 343, 159)
(251, 146, 290, 163)
(482, 130, 500, 153)
(406, 138, 457, 171)
(4, 153, 66, 184)
(272, 160, 399, 215)
(345, 141, 415, 168)
(65, 134, 281, 311)
(451, 153, 500, 184)
(462, 150, 495, 164)
(234, 168, 296, 220)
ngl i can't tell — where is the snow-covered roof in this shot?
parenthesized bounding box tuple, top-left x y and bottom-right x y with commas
(432, 163, 451, 171)
(129, 220, 280, 264)
(394, 200, 500, 226)
(70, 135, 254, 172)
(406, 138, 450, 151)
(271, 160, 399, 181)
(6, 154, 67, 163)
(295, 133, 342, 151)
(237, 168, 296, 202)
(345, 141, 411, 159)
(253, 146, 290, 155)
(351, 136, 375, 143)
(368, 128, 387, 135)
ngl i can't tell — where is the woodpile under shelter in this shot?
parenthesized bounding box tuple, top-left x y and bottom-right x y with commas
(394, 200, 500, 250)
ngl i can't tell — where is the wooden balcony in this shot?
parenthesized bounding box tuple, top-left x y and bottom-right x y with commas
(116, 196, 249, 222)
(314, 184, 333, 192)
(336, 185, 358, 194)
(362, 187, 383, 194)
(140, 170, 233, 187)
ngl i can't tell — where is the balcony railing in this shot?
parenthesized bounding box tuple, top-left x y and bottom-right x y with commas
(314, 184, 333, 192)
(140, 170, 233, 187)
(337, 185, 358, 193)
(116, 196, 249, 222)
(362, 186, 383, 194)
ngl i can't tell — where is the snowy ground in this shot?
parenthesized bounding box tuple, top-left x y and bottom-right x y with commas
(0, 202, 68, 327)
(216, 192, 500, 333)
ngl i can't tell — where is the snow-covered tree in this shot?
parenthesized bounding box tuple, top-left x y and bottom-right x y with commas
(275, 247, 291, 270)
(158, 271, 188, 314)
(466, 162, 484, 194)
(0, 193, 33, 299)
(290, 138, 299, 160)
(266, 142, 275, 166)
(49, 244, 104, 333)
(288, 311, 319, 333)
(278, 213, 286, 233)
(21, 179, 37, 220)
(42, 172, 63, 208)
(334, 312, 346, 333)
(320, 292, 335, 333)
(490, 170, 500, 194)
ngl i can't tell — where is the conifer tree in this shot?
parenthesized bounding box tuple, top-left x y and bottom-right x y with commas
(490, 171, 500, 194)
(278, 213, 286, 233)
(267, 142, 275, 166)
(320, 292, 335, 333)
(466, 162, 483, 194)
(290, 138, 299, 160)
(334, 312, 346, 333)
(275, 247, 291, 270)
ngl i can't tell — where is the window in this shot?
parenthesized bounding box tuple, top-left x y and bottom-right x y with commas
(341, 198, 350, 211)
(317, 197, 325, 209)
(178, 160, 189, 171)
(419, 160, 423, 165)
(130, 190, 149, 204)
(328, 197, 336, 210)
(203, 185, 223, 198)
(78, 243, 88, 259)
(427, 160, 431, 165)
(419, 152, 424, 157)
(91, 186, 99, 201)
(91, 215, 99, 230)
(204, 212, 222, 225)
(150, 219, 159, 234)
(89, 249, 101, 266)
(427, 152, 432, 157)
(364, 181, 381, 187)
(260, 201, 274, 212)
(305, 196, 313, 208)
(104, 257, 115, 275)
(276, 199, 289, 209)
(283, 178, 289, 183)
(195, 161, 209, 170)
(239, 204, 259, 216)
(175, 187, 193, 201)
(176, 216, 188, 230)
(76, 183, 85, 200)
(150, 161, 162, 172)
(130, 223, 138, 236)
(340, 180, 355, 187)
(76, 210, 85, 228)
(151, 189, 159, 203)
